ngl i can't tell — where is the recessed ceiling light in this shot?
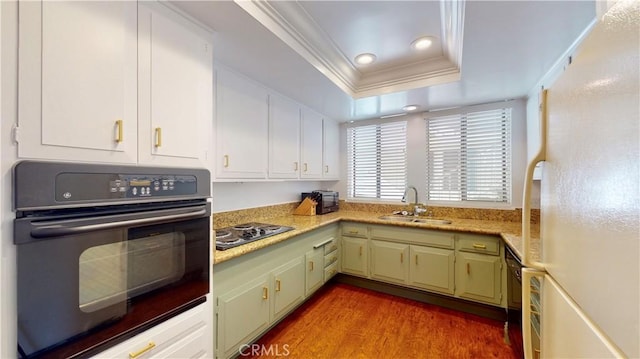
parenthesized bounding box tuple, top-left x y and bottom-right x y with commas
(411, 36, 434, 51)
(403, 105, 419, 112)
(354, 53, 377, 65)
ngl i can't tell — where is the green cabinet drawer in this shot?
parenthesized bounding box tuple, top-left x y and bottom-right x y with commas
(341, 223, 368, 238)
(457, 235, 500, 256)
(324, 250, 338, 267)
(324, 238, 339, 254)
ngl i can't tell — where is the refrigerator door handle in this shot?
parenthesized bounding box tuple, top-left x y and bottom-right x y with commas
(522, 90, 548, 270)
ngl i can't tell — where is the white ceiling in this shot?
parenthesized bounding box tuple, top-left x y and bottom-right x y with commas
(171, 0, 596, 122)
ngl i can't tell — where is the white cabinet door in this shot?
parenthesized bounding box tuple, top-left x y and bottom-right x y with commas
(323, 118, 340, 179)
(300, 108, 324, 179)
(18, 1, 137, 163)
(268, 94, 300, 179)
(138, 2, 212, 167)
(215, 68, 268, 179)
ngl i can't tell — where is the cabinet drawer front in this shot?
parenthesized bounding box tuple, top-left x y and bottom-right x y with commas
(324, 238, 339, 254)
(94, 304, 208, 358)
(324, 251, 338, 267)
(341, 223, 367, 238)
(370, 226, 454, 249)
(457, 235, 500, 255)
(324, 262, 338, 282)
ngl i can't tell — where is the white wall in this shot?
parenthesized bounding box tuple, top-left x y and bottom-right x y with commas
(1, 2, 18, 357)
(212, 181, 335, 212)
(337, 99, 528, 209)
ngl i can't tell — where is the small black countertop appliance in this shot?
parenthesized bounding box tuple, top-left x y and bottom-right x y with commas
(301, 190, 339, 214)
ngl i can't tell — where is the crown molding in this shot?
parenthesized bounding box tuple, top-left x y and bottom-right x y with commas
(234, 0, 466, 99)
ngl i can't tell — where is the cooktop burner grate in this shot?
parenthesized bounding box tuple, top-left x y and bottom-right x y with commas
(215, 222, 294, 250)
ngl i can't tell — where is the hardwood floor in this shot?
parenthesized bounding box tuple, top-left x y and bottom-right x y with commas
(246, 282, 522, 358)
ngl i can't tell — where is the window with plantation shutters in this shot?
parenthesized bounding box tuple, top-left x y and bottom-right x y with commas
(426, 108, 512, 203)
(347, 121, 407, 200)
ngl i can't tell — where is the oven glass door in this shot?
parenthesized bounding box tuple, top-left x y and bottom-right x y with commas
(15, 205, 210, 358)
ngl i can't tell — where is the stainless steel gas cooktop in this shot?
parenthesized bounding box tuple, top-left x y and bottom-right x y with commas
(215, 222, 294, 250)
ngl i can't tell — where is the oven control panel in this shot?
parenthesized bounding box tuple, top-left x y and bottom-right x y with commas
(55, 173, 198, 202)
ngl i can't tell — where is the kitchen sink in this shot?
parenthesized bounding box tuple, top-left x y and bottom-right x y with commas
(378, 215, 452, 225)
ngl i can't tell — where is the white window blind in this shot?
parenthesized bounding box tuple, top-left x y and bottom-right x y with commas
(347, 121, 407, 200)
(426, 108, 512, 203)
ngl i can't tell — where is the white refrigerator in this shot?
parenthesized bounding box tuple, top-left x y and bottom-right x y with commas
(521, 1, 639, 358)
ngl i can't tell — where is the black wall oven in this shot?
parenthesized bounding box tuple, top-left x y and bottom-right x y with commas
(13, 161, 211, 358)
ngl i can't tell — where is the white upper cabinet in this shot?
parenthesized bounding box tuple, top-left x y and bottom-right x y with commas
(300, 108, 324, 179)
(322, 118, 340, 180)
(215, 67, 268, 179)
(268, 94, 300, 179)
(17, 1, 212, 167)
(138, 2, 212, 168)
(18, 1, 138, 163)
(213, 67, 338, 182)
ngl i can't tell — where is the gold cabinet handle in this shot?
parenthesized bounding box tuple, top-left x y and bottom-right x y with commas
(303, 163, 308, 172)
(294, 162, 298, 171)
(154, 127, 162, 147)
(115, 120, 123, 143)
(349, 230, 358, 234)
(467, 263, 471, 275)
(262, 287, 268, 300)
(400, 253, 403, 263)
(472, 243, 487, 249)
(309, 261, 314, 271)
(129, 342, 156, 359)
(223, 155, 229, 168)
(325, 165, 329, 173)
(275, 279, 281, 292)
(359, 246, 363, 256)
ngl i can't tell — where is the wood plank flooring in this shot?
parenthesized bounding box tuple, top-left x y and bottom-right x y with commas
(245, 283, 522, 358)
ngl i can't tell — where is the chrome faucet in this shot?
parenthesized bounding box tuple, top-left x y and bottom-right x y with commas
(401, 185, 418, 206)
(401, 185, 426, 216)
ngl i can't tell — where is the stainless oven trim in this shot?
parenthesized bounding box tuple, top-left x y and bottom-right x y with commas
(25, 205, 208, 240)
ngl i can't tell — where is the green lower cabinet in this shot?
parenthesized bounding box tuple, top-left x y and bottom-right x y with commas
(408, 245, 455, 295)
(341, 236, 368, 277)
(305, 248, 324, 295)
(370, 240, 409, 284)
(217, 276, 270, 358)
(455, 251, 502, 305)
(272, 257, 305, 321)
(217, 257, 305, 358)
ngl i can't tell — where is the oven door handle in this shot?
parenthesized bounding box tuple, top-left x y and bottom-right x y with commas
(29, 206, 208, 239)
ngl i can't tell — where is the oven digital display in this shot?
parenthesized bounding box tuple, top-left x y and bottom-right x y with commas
(129, 179, 151, 186)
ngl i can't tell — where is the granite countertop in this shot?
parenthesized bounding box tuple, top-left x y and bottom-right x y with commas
(213, 210, 540, 265)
